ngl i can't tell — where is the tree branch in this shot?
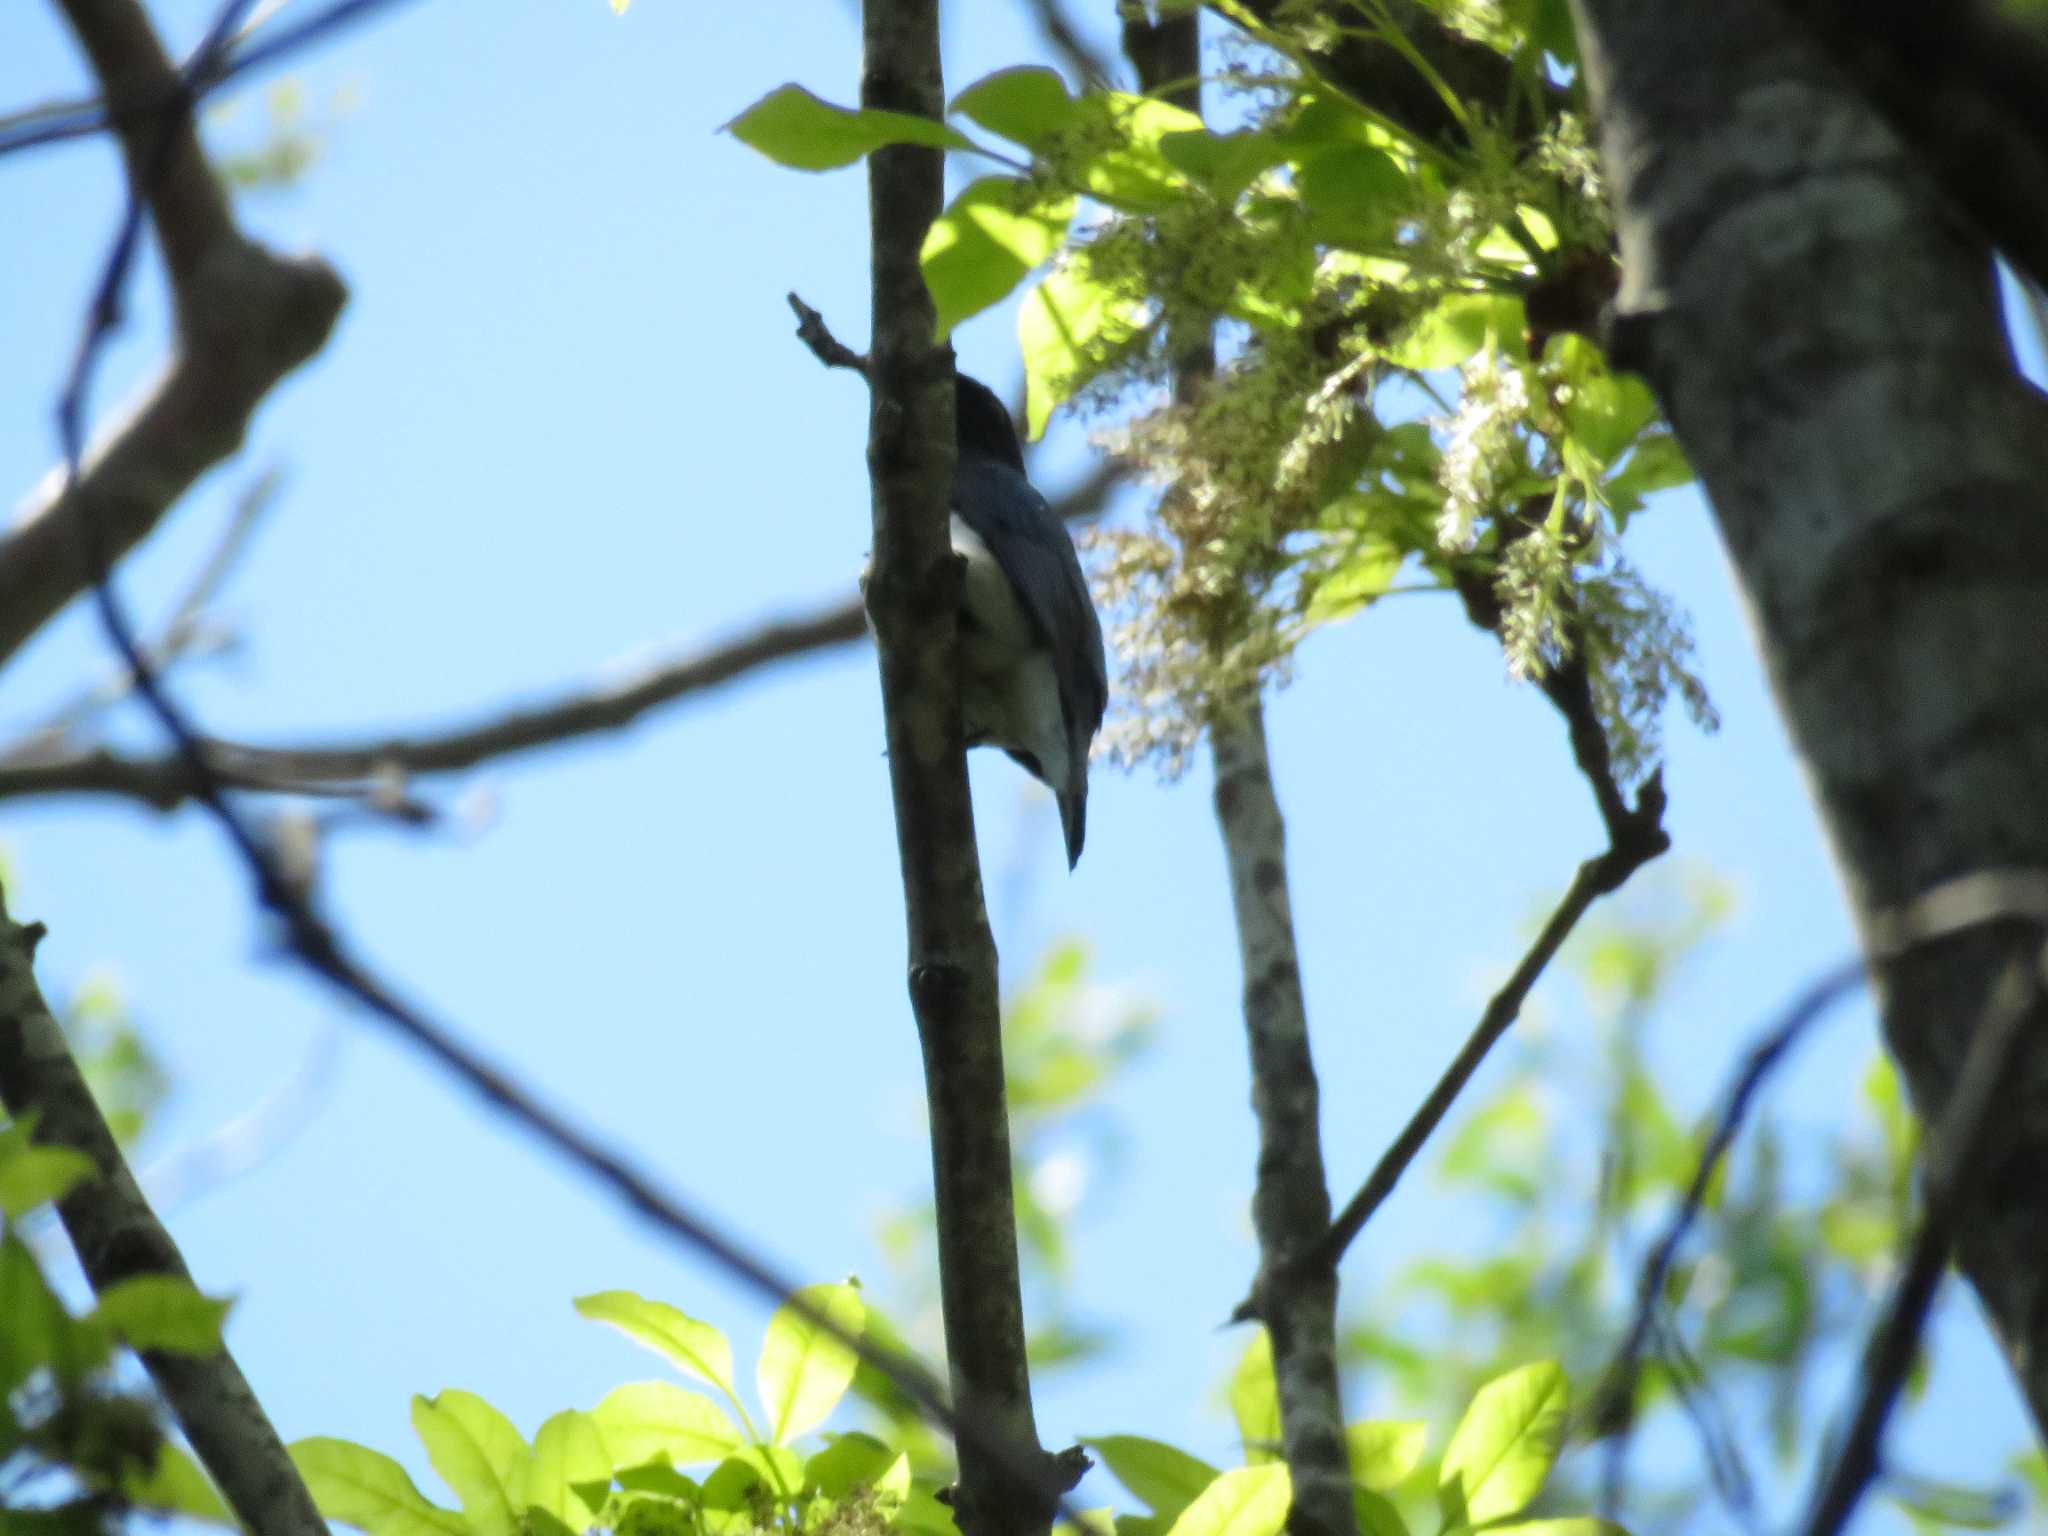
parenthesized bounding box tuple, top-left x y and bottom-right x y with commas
(0, 0, 347, 676)
(0, 601, 869, 810)
(860, 2, 1061, 1532)
(0, 437, 1129, 817)
(0, 889, 328, 1536)
(1212, 703, 1356, 1536)
(1771, 0, 2048, 298)
(1290, 558, 1670, 1288)
(1126, 11, 1355, 1534)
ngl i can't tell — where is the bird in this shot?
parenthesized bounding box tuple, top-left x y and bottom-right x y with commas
(947, 373, 1107, 868)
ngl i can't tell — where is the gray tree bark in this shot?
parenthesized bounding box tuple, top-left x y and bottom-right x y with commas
(1569, 0, 2048, 1437)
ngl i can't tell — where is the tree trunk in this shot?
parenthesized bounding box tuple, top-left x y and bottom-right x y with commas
(1570, 0, 2048, 1437)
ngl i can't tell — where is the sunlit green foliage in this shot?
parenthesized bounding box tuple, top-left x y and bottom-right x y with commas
(264, 1276, 1615, 1536)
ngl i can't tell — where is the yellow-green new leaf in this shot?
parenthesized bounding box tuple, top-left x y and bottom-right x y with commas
(725, 84, 976, 172)
(1164, 1464, 1290, 1536)
(1437, 1361, 1569, 1529)
(1019, 259, 1147, 438)
(291, 1437, 470, 1536)
(922, 176, 1075, 339)
(1227, 1330, 1281, 1464)
(411, 1390, 531, 1536)
(90, 1275, 232, 1356)
(528, 1410, 610, 1529)
(757, 1282, 864, 1444)
(1344, 1420, 1427, 1491)
(0, 1138, 94, 1219)
(593, 1381, 743, 1468)
(950, 66, 1078, 150)
(575, 1291, 736, 1398)
(1388, 293, 1526, 371)
(1084, 1435, 1220, 1520)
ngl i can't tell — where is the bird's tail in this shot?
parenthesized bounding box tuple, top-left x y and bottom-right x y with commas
(1058, 789, 1087, 870)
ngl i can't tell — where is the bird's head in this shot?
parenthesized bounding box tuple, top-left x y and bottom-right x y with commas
(953, 373, 1027, 472)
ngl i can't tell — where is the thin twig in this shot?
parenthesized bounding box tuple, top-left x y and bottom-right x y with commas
(0, 447, 1125, 814)
(1288, 566, 1672, 1293)
(1301, 794, 1667, 1284)
(788, 292, 871, 376)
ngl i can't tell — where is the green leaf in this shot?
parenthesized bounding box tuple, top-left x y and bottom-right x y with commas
(1163, 1464, 1289, 1536)
(1084, 1436, 1220, 1520)
(593, 1381, 743, 1469)
(1018, 259, 1147, 437)
(1297, 144, 1408, 249)
(1353, 1487, 1409, 1536)
(1344, 1420, 1426, 1491)
(124, 1443, 232, 1525)
(528, 1410, 610, 1529)
(1562, 373, 1656, 469)
(756, 1281, 864, 1444)
(576, 1292, 736, 1398)
(1068, 93, 1203, 212)
(922, 176, 1075, 339)
(291, 1437, 470, 1536)
(1437, 1361, 1569, 1529)
(90, 1275, 231, 1355)
(1227, 1330, 1281, 1463)
(0, 1133, 95, 1219)
(411, 1390, 531, 1536)
(724, 84, 976, 171)
(804, 1431, 897, 1498)
(1389, 293, 1526, 370)
(1303, 537, 1404, 626)
(0, 1233, 85, 1390)
(950, 67, 1078, 151)
(1157, 129, 1291, 202)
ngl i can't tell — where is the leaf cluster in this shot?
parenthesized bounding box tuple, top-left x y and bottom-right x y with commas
(728, 9, 1712, 782)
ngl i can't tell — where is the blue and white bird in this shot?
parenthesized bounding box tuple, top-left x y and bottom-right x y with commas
(948, 374, 1107, 868)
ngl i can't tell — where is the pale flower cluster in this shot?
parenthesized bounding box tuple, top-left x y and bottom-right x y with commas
(1434, 355, 1531, 553)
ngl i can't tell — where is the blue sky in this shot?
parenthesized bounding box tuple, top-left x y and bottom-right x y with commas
(0, 2, 2034, 1530)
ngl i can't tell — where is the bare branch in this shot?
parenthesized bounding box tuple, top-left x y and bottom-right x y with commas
(788, 291, 871, 376)
(0, 600, 868, 809)
(1292, 557, 1671, 1288)
(0, 889, 328, 1536)
(0, 445, 1135, 814)
(0, 0, 346, 675)
(1305, 785, 1666, 1280)
(1212, 703, 1356, 1536)
(857, 0, 1066, 1525)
